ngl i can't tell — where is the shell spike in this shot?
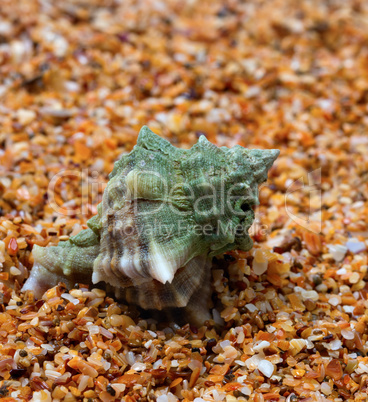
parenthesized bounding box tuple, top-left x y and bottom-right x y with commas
(136, 126, 178, 156)
(248, 148, 280, 171)
(197, 134, 218, 151)
(259, 149, 280, 171)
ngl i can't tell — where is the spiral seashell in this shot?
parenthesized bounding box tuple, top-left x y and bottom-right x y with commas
(23, 126, 279, 323)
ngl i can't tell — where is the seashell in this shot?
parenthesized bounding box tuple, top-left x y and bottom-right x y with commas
(23, 126, 279, 323)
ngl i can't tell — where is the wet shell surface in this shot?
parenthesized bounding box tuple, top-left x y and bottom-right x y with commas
(23, 126, 279, 322)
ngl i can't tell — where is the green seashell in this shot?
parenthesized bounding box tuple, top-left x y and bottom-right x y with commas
(23, 126, 279, 323)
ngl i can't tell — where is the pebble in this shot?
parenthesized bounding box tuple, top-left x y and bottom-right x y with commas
(10, 266, 21, 276)
(300, 290, 319, 302)
(16, 109, 36, 125)
(320, 382, 332, 395)
(341, 329, 355, 340)
(340, 197, 352, 205)
(290, 339, 307, 355)
(349, 272, 360, 284)
(258, 360, 274, 378)
(328, 244, 347, 262)
(253, 341, 270, 352)
(245, 304, 258, 313)
(346, 239, 366, 254)
(253, 249, 268, 275)
(328, 296, 341, 306)
(304, 299, 316, 311)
